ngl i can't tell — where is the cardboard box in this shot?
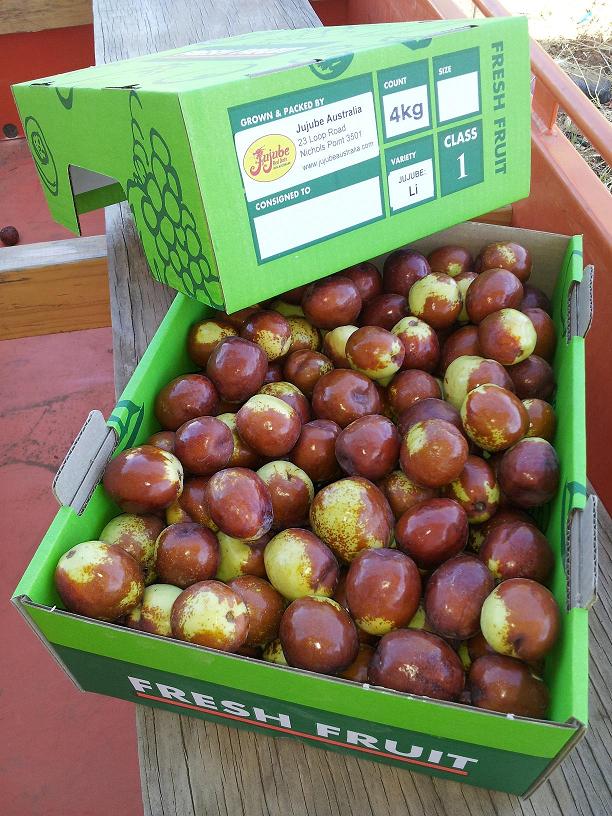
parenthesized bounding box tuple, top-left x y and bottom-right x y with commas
(13, 19, 531, 311)
(13, 222, 596, 796)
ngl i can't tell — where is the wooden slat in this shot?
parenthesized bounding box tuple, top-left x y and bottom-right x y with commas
(93, 3, 611, 814)
(0, 0, 93, 35)
(0, 235, 110, 338)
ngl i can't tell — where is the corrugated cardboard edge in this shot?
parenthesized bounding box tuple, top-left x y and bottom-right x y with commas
(568, 264, 594, 341)
(567, 493, 598, 610)
(521, 718, 586, 798)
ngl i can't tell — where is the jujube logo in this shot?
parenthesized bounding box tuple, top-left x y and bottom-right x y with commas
(244, 134, 296, 182)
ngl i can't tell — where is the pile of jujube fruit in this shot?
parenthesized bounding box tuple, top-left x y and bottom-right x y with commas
(55, 240, 561, 720)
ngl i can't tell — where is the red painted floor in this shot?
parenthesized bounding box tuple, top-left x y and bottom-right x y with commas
(0, 328, 143, 816)
(0, 137, 105, 245)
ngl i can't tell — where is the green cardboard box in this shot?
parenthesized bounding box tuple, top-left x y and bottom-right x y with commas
(12, 19, 531, 311)
(13, 222, 596, 796)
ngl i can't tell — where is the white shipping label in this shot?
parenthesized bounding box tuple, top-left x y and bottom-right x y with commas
(436, 71, 480, 122)
(382, 85, 430, 139)
(388, 159, 435, 212)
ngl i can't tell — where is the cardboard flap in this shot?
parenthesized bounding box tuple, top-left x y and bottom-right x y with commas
(52, 411, 117, 515)
(568, 265, 594, 340)
(567, 492, 598, 609)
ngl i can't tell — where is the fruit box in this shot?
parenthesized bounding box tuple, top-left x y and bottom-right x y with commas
(13, 221, 597, 796)
(13, 18, 530, 313)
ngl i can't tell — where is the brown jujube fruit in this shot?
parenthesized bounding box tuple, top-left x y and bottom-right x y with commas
(400, 419, 468, 488)
(338, 262, 382, 302)
(216, 413, 261, 470)
(346, 549, 421, 634)
(387, 370, 440, 416)
(441, 325, 482, 372)
(227, 575, 285, 648)
(444, 355, 515, 410)
(476, 242, 532, 282)
(187, 318, 237, 367)
(312, 369, 381, 428)
(155, 523, 219, 588)
(523, 399, 557, 441)
(103, 445, 183, 514)
(460, 384, 529, 452)
(280, 596, 359, 674)
(280, 283, 309, 305)
(289, 419, 342, 483)
(427, 245, 473, 278)
(335, 415, 400, 480)
(377, 470, 437, 519)
(445, 455, 499, 523)
(147, 431, 176, 453)
(206, 336, 268, 403)
(369, 629, 464, 701)
(359, 293, 409, 330)
(235, 395, 301, 458)
(241, 310, 292, 361)
(479, 521, 554, 583)
(408, 272, 462, 329)
(286, 316, 321, 354)
(469, 655, 549, 718)
(478, 308, 536, 365)
(392, 317, 440, 372)
(382, 249, 430, 296)
(395, 498, 468, 569)
(171, 580, 249, 652)
(346, 325, 405, 380)
(465, 268, 523, 324)
(174, 416, 234, 475)
(283, 349, 333, 398)
(467, 631, 497, 661)
(397, 398, 463, 437)
(204, 467, 273, 541)
(257, 461, 313, 530)
(339, 643, 376, 682)
(216, 305, 261, 329)
(425, 554, 494, 639)
(522, 308, 556, 361)
(166, 475, 217, 530)
(508, 355, 555, 401)
(301, 276, 362, 329)
(521, 284, 552, 315)
(263, 361, 284, 383)
(259, 381, 310, 424)
(322, 325, 358, 368)
(498, 438, 560, 507)
(467, 507, 533, 554)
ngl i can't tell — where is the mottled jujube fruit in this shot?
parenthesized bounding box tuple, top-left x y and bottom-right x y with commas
(476, 242, 532, 282)
(335, 415, 400, 481)
(263, 361, 284, 383)
(479, 521, 554, 583)
(346, 326, 405, 382)
(264, 528, 339, 601)
(165, 475, 217, 531)
(396, 398, 463, 438)
(227, 575, 285, 648)
(55, 541, 144, 621)
(369, 629, 464, 701)
(155, 522, 219, 588)
(280, 596, 359, 674)
(478, 308, 537, 365)
(126, 583, 182, 636)
(460, 384, 529, 453)
(456, 270, 478, 324)
(174, 416, 234, 475)
(408, 272, 462, 329)
(400, 419, 468, 488)
(103, 445, 183, 514)
(215, 532, 268, 582)
(216, 413, 261, 470)
(427, 245, 473, 278)
(256, 461, 314, 530)
(395, 497, 468, 569)
(322, 325, 359, 368)
(289, 419, 342, 483)
(206, 336, 268, 403)
(425, 554, 494, 640)
(204, 467, 273, 541)
(497, 438, 560, 508)
(444, 355, 514, 410)
(241, 309, 292, 361)
(507, 355, 555, 401)
(236, 394, 301, 457)
(467, 631, 497, 661)
(283, 349, 334, 397)
(286, 316, 321, 354)
(258, 381, 311, 425)
(359, 293, 409, 331)
(465, 268, 524, 324)
(340, 643, 376, 683)
(387, 370, 441, 417)
(345, 549, 421, 635)
(302, 276, 362, 329)
(521, 284, 552, 315)
(480, 578, 560, 662)
(99, 513, 164, 584)
(147, 430, 176, 453)
(310, 476, 394, 563)
(377, 470, 438, 520)
(391, 317, 440, 373)
(382, 248, 430, 296)
(339, 262, 382, 302)
(262, 638, 287, 664)
(312, 369, 381, 428)
(441, 325, 482, 372)
(171, 580, 249, 652)
(523, 399, 557, 441)
(467, 507, 533, 554)
(187, 319, 237, 367)
(522, 308, 556, 361)
(445, 455, 500, 523)
(469, 654, 549, 718)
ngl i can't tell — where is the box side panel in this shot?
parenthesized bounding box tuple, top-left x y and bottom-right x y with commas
(186, 17, 530, 311)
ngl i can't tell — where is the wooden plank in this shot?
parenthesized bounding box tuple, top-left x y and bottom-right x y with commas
(0, 235, 110, 338)
(471, 205, 514, 226)
(0, 0, 92, 35)
(93, 3, 611, 815)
